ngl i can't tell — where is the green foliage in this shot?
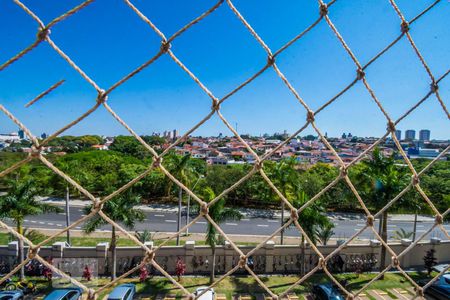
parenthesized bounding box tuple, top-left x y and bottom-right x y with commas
(392, 228, 413, 240)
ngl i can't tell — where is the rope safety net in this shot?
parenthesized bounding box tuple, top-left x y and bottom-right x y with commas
(0, 0, 449, 299)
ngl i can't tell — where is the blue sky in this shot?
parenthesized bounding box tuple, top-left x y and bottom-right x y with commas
(0, 0, 449, 139)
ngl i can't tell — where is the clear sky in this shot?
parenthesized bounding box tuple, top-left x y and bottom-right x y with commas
(1, 0, 449, 139)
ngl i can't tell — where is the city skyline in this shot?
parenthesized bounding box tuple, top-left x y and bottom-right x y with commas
(1, 0, 449, 139)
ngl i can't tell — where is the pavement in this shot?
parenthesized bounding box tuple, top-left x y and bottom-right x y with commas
(2, 197, 446, 242)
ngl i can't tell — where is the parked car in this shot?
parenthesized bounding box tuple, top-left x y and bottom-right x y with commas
(44, 287, 82, 300)
(418, 272, 450, 300)
(194, 287, 215, 300)
(311, 284, 345, 300)
(107, 284, 136, 300)
(0, 290, 24, 300)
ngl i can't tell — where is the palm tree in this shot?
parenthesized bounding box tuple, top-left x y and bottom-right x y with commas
(134, 229, 158, 243)
(166, 153, 193, 245)
(203, 187, 242, 283)
(83, 191, 145, 280)
(267, 158, 298, 245)
(361, 148, 408, 278)
(315, 222, 335, 246)
(392, 228, 413, 240)
(0, 180, 62, 279)
(291, 190, 330, 275)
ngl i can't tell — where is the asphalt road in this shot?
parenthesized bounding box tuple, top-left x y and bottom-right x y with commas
(4, 208, 449, 241)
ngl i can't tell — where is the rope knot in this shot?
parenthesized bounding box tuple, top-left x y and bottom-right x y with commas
(430, 81, 439, 93)
(152, 156, 162, 168)
(411, 175, 420, 186)
(366, 215, 374, 227)
(339, 166, 348, 178)
(200, 202, 209, 216)
(255, 160, 264, 171)
(28, 247, 39, 259)
(415, 287, 424, 297)
(37, 27, 50, 41)
(93, 199, 103, 212)
(272, 296, 279, 300)
(160, 40, 171, 53)
(144, 251, 155, 264)
(319, 3, 328, 16)
(356, 68, 365, 80)
(435, 214, 443, 225)
(238, 255, 247, 268)
(346, 295, 354, 300)
(30, 145, 41, 158)
(290, 209, 299, 221)
(211, 99, 221, 111)
(306, 110, 315, 123)
(96, 89, 108, 104)
(87, 288, 96, 300)
(400, 21, 409, 33)
(387, 121, 396, 133)
(188, 293, 195, 300)
(318, 257, 325, 269)
(267, 55, 275, 66)
(392, 256, 400, 267)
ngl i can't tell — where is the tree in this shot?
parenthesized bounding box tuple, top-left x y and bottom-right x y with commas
(291, 190, 330, 275)
(83, 191, 145, 280)
(359, 148, 408, 278)
(315, 222, 335, 246)
(0, 180, 62, 279)
(134, 230, 158, 243)
(423, 249, 437, 276)
(266, 158, 299, 245)
(165, 153, 193, 245)
(392, 228, 413, 241)
(203, 187, 242, 283)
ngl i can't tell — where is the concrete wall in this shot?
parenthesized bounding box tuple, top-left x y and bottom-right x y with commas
(0, 239, 448, 276)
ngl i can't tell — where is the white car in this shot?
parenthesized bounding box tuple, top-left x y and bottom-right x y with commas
(194, 287, 215, 300)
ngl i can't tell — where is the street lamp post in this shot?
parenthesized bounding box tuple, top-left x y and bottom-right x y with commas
(65, 185, 71, 246)
(186, 175, 204, 236)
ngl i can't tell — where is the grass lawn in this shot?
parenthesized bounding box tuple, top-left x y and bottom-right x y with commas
(20, 272, 432, 299)
(0, 232, 259, 247)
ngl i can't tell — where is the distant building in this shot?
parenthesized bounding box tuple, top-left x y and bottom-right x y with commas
(18, 129, 25, 139)
(172, 129, 179, 140)
(394, 130, 401, 141)
(419, 129, 430, 142)
(405, 130, 415, 140)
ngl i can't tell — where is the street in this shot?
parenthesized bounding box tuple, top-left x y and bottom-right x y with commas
(4, 205, 449, 241)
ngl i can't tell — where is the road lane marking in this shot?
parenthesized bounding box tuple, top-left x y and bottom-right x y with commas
(165, 220, 176, 223)
(242, 219, 250, 221)
(48, 223, 54, 225)
(197, 222, 207, 224)
(39, 222, 45, 224)
(267, 220, 278, 223)
(31, 221, 36, 223)
(356, 224, 364, 226)
(225, 223, 237, 226)
(257, 224, 269, 227)
(56, 224, 62, 227)
(154, 214, 165, 217)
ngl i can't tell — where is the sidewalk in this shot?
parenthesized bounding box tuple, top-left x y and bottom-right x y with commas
(38, 197, 436, 222)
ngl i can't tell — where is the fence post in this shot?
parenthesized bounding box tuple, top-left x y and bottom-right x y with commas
(224, 241, 234, 271)
(265, 240, 275, 273)
(96, 242, 109, 276)
(185, 241, 195, 274)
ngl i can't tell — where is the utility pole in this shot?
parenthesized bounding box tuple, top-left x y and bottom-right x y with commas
(176, 187, 182, 245)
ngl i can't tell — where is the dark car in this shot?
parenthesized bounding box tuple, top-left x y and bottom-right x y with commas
(419, 273, 450, 300)
(311, 284, 345, 300)
(44, 287, 82, 300)
(107, 283, 136, 300)
(0, 290, 24, 300)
